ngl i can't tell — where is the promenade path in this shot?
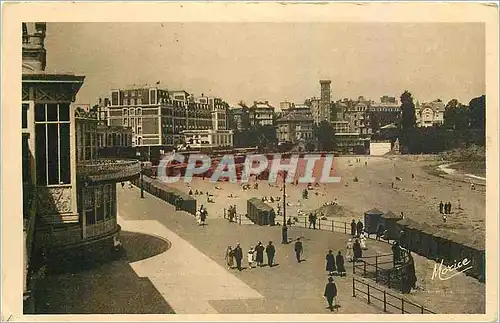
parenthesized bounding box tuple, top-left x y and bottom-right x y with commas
(117, 186, 383, 314)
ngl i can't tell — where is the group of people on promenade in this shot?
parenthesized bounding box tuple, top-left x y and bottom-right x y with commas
(225, 241, 276, 271)
(227, 205, 238, 222)
(350, 219, 364, 237)
(325, 249, 347, 277)
(323, 248, 348, 311)
(346, 237, 367, 262)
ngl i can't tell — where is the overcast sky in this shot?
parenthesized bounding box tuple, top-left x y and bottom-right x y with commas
(45, 22, 485, 108)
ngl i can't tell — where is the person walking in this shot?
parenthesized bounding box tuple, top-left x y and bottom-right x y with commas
(325, 250, 336, 276)
(356, 220, 364, 237)
(255, 241, 264, 267)
(196, 209, 202, 225)
(294, 238, 303, 263)
(392, 241, 401, 266)
(346, 239, 354, 262)
(439, 201, 444, 214)
(447, 202, 452, 214)
(266, 241, 275, 267)
(353, 239, 362, 262)
(360, 234, 368, 250)
(312, 213, 317, 230)
(336, 251, 346, 277)
(350, 219, 356, 236)
(247, 246, 255, 269)
(308, 213, 314, 229)
(233, 243, 243, 271)
(225, 246, 234, 269)
(324, 277, 338, 312)
(200, 206, 207, 225)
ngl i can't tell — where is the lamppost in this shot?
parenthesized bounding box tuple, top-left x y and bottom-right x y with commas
(281, 170, 288, 244)
(136, 151, 144, 198)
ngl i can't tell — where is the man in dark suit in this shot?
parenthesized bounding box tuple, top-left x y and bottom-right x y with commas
(265, 241, 275, 267)
(294, 238, 303, 263)
(233, 243, 243, 271)
(356, 220, 364, 237)
(350, 219, 356, 236)
(324, 277, 338, 312)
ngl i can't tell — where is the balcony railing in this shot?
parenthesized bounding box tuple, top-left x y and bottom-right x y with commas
(77, 159, 141, 183)
(40, 218, 119, 248)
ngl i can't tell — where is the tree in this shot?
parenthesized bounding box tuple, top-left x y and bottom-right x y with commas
(468, 95, 486, 146)
(314, 121, 336, 151)
(400, 90, 416, 131)
(444, 99, 469, 130)
(468, 95, 485, 130)
(400, 90, 416, 153)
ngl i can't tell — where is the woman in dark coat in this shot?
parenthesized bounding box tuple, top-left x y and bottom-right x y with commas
(353, 239, 362, 262)
(336, 251, 346, 276)
(325, 250, 336, 276)
(255, 242, 264, 267)
(324, 277, 338, 312)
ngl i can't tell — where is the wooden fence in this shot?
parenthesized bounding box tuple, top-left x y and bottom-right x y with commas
(131, 176, 197, 215)
(352, 277, 435, 314)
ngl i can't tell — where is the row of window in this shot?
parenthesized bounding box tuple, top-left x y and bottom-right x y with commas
(34, 103, 71, 186)
(97, 133, 132, 147)
(123, 117, 143, 127)
(123, 108, 143, 116)
(122, 98, 144, 105)
(81, 184, 116, 226)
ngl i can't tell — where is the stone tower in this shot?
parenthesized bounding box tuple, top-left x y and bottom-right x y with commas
(319, 80, 332, 122)
(22, 22, 47, 73)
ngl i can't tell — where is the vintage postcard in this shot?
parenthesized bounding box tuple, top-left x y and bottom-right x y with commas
(1, 1, 498, 322)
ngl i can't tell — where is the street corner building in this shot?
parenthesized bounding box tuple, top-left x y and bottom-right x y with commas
(22, 22, 141, 312)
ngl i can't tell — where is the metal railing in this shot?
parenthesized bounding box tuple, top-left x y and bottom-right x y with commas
(77, 159, 141, 182)
(352, 251, 410, 292)
(86, 218, 118, 238)
(223, 208, 242, 224)
(40, 218, 118, 247)
(352, 277, 435, 314)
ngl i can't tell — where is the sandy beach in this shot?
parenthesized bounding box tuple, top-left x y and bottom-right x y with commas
(168, 155, 486, 248)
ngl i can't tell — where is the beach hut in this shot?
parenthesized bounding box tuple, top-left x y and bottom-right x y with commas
(364, 208, 384, 234)
(381, 210, 401, 239)
(247, 197, 274, 225)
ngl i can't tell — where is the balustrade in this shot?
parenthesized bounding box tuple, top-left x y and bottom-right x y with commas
(77, 159, 141, 182)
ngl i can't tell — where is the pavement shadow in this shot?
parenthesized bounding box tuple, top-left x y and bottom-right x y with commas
(46, 231, 171, 274)
(33, 231, 174, 314)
